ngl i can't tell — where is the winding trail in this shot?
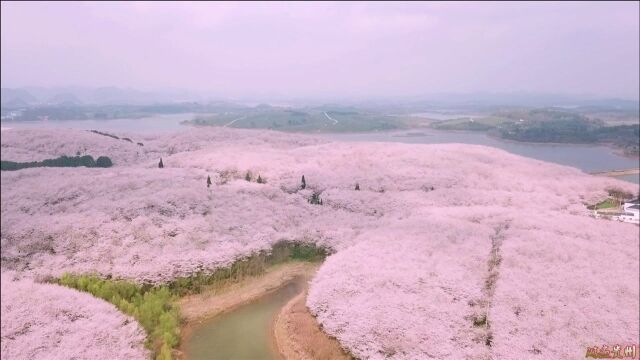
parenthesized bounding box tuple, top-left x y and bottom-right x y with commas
(224, 115, 247, 127)
(323, 112, 338, 125)
(467, 221, 511, 352)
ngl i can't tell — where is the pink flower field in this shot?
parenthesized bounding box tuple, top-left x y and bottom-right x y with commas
(0, 272, 148, 360)
(1, 127, 638, 359)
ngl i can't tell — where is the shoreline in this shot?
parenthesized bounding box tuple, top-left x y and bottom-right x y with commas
(483, 129, 639, 157)
(322, 125, 640, 160)
(4, 117, 638, 160)
(589, 168, 640, 177)
(177, 261, 321, 359)
(274, 290, 352, 360)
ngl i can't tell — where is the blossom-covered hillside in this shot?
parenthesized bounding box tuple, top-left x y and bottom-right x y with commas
(0, 272, 148, 360)
(1, 127, 638, 359)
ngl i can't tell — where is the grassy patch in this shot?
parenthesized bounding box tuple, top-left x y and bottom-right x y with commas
(185, 108, 408, 133)
(596, 198, 618, 209)
(587, 198, 619, 210)
(57, 241, 329, 359)
(58, 274, 179, 359)
(430, 116, 509, 131)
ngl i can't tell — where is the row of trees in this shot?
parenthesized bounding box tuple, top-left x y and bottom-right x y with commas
(606, 187, 637, 207)
(245, 171, 265, 184)
(90, 130, 144, 146)
(195, 171, 363, 205)
(1, 155, 113, 171)
(204, 171, 266, 188)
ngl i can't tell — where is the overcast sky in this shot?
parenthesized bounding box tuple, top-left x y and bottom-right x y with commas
(1, 1, 638, 100)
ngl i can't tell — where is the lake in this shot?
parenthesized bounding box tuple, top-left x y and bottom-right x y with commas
(2, 114, 637, 184)
(326, 129, 640, 184)
(0, 113, 196, 133)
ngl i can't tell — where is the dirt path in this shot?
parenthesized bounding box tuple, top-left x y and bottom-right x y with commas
(323, 112, 338, 125)
(274, 290, 352, 360)
(224, 115, 247, 127)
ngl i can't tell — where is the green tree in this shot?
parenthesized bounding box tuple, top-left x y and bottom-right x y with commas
(207, 175, 212, 188)
(158, 158, 164, 168)
(79, 155, 96, 168)
(607, 187, 633, 207)
(257, 175, 264, 184)
(96, 156, 113, 168)
(309, 192, 322, 205)
(355, 183, 360, 191)
(245, 171, 252, 182)
(301, 175, 306, 189)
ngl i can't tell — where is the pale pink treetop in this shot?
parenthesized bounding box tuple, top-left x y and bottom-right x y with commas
(1, 127, 638, 359)
(0, 271, 148, 360)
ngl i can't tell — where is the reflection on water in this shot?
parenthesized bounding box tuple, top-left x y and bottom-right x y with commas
(184, 279, 303, 360)
(326, 129, 640, 184)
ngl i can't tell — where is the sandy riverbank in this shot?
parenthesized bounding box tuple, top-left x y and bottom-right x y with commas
(177, 261, 322, 359)
(590, 168, 640, 177)
(178, 261, 320, 323)
(274, 290, 352, 360)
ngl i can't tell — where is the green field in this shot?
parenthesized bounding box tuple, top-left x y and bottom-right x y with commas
(184, 106, 413, 133)
(594, 198, 619, 210)
(429, 116, 509, 131)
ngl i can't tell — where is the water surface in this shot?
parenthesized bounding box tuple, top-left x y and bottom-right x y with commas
(326, 129, 639, 184)
(184, 279, 303, 360)
(2, 115, 637, 184)
(0, 113, 197, 133)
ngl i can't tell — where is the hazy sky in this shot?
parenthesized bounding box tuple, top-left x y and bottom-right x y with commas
(2, 1, 639, 99)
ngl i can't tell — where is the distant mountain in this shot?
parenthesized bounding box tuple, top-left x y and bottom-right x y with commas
(2, 86, 207, 106)
(350, 92, 639, 114)
(1, 88, 39, 107)
(46, 92, 83, 106)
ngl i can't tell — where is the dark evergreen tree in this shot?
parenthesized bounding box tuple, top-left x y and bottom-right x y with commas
(158, 158, 164, 168)
(207, 175, 212, 188)
(1, 155, 116, 170)
(355, 183, 360, 191)
(309, 192, 322, 205)
(245, 171, 252, 182)
(301, 175, 306, 189)
(96, 156, 113, 168)
(79, 155, 96, 168)
(257, 175, 264, 184)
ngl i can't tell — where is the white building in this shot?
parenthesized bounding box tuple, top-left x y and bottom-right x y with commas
(623, 197, 639, 211)
(617, 198, 639, 224)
